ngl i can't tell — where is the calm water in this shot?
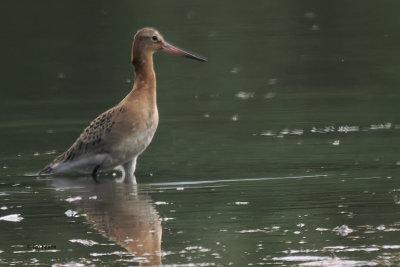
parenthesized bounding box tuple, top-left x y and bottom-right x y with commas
(1, 0, 400, 266)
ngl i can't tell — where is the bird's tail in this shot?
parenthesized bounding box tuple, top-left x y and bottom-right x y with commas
(38, 166, 54, 176)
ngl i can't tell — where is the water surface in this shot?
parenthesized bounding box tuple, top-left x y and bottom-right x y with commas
(1, 0, 399, 266)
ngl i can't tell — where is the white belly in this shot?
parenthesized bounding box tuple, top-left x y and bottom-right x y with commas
(103, 123, 157, 168)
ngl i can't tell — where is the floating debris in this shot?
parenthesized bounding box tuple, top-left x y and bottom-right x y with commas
(332, 140, 340, 146)
(234, 202, 249, 205)
(0, 214, 24, 222)
(64, 210, 79, 218)
(264, 92, 276, 99)
(65, 196, 82, 203)
(337, 126, 359, 133)
(231, 114, 239, 121)
(315, 227, 330, 232)
(238, 229, 266, 234)
(370, 123, 392, 130)
(333, 225, 354, 236)
(230, 67, 240, 74)
(304, 12, 316, 19)
(154, 201, 169, 206)
(268, 78, 278, 85)
(69, 239, 98, 247)
(311, 24, 320, 31)
(235, 91, 255, 100)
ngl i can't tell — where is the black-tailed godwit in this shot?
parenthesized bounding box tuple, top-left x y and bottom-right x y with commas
(39, 28, 206, 183)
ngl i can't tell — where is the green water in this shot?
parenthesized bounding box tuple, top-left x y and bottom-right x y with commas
(1, 0, 400, 266)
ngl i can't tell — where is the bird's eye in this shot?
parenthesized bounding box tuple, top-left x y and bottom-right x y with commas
(151, 35, 158, 42)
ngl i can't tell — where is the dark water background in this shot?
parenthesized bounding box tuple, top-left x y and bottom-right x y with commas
(1, 0, 399, 266)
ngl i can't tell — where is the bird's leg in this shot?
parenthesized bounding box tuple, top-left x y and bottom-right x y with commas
(92, 165, 101, 183)
(122, 157, 137, 184)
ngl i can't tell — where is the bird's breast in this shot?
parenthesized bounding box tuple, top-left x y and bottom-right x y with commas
(107, 107, 158, 164)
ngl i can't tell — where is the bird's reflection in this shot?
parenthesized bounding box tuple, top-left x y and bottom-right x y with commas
(51, 177, 162, 266)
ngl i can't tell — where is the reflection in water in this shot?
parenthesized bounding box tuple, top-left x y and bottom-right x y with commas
(51, 178, 162, 266)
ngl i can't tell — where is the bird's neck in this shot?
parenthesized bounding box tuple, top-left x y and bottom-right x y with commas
(127, 53, 157, 107)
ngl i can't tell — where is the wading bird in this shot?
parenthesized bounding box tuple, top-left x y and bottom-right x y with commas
(39, 28, 206, 183)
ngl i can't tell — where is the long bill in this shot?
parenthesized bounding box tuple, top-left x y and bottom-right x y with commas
(162, 42, 207, 62)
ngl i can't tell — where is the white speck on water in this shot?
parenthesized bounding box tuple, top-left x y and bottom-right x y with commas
(124, 237, 134, 244)
(235, 201, 249, 205)
(65, 196, 82, 203)
(303, 258, 377, 266)
(44, 150, 56, 155)
(176, 187, 184, 191)
(12, 184, 20, 187)
(203, 113, 210, 118)
(1, 206, 7, 210)
(333, 225, 354, 236)
(125, 78, 132, 84)
(316, 227, 330, 232)
(57, 72, 66, 79)
(208, 31, 217, 38)
(33, 152, 40, 156)
(236, 91, 255, 100)
(231, 67, 240, 74)
(337, 125, 359, 133)
(382, 245, 400, 249)
(376, 225, 386, 231)
(274, 256, 331, 262)
(155, 201, 169, 205)
(186, 10, 195, 20)
(304, 12, 316, 19)
(260, 131, 274, 136)
(291, 129, 304, 135)
(264, 92, 276, 99)
(311, 24, 320, 31)
(311, 126, 335, 133)
(2, 165, 7, 169)
(64, 210, 79, 217)
(268, 78, 278, 85)
(370, 122, 392, 130)
(162, 217, 175, 222)
(297, 223, 305, 228)
(332, 140, 340, 146)
(182, 246, 211, 253)
(69, 239, 98, 246)
(0, 214, 24, 222)
(89, 251, 129, 257)
(231, 114, 239, 121)
(238, 229, 266, 233)
(88, 195, 97, 200)
(294, 231, 301, 235)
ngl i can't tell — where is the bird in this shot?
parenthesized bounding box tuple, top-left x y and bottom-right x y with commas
(38, 27, 206, 183)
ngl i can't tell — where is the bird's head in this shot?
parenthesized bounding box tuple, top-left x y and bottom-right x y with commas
(131, 27, 206, 64)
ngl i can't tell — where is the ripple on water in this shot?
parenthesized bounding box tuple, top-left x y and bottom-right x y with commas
(259, 122, 399, 138)
(274, 256, 379, 266)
